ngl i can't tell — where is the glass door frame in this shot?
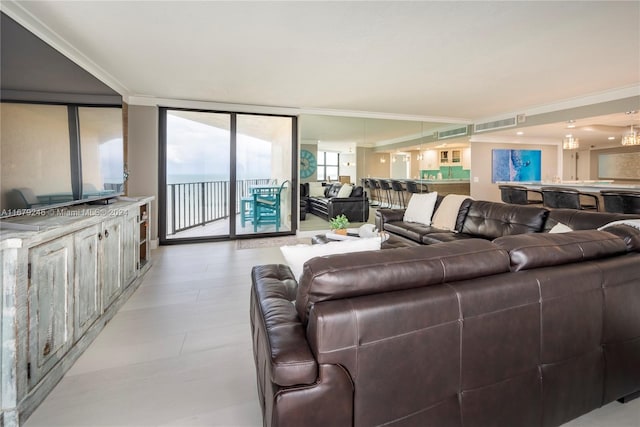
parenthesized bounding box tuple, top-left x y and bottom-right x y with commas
(158, 107, 299, 244)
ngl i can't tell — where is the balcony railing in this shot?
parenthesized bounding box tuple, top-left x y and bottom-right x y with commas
(167, 178, 272, 235)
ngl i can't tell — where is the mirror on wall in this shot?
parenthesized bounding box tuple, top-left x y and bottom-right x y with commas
(297, 115, 469, 229)
(0, 103, 124, 216)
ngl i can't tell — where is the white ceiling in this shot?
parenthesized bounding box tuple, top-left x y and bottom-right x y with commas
(3, 1, 640, 150)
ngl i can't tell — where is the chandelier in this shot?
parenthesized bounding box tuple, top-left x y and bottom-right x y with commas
(621, 125, 639, 146)
(562, 134, 579, 150)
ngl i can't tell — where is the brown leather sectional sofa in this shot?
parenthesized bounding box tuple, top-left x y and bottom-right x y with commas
(251, 203, 640, 427)
(375, 198, 640, 245)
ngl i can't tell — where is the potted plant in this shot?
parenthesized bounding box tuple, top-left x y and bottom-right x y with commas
(329, 214, 350, 235)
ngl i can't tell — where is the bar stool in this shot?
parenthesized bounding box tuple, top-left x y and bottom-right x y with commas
(601, 190, 640, 214)
(368, 178, 382, 207)
(363, 179, 378, 206)
(390, 180, 406, 208)
(405, 181, 429, 194)
(379, 179, 394, 208)
(498, 185, 543, 205)
(541, 187, 599, 211)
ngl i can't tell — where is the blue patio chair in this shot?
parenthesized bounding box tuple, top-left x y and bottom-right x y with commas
(253, 180, 289, 232)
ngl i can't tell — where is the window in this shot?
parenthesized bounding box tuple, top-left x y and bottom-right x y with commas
(317, 151, 339, 181)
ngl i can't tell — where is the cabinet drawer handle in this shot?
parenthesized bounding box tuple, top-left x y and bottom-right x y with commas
(104, 230, 109, 238)
(98, 232, 103, 240)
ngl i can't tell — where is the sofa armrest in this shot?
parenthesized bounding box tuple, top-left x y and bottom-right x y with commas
(375, 208, 406, 230)
(251, 265, 318, 387)
(327, 196, 367, 204)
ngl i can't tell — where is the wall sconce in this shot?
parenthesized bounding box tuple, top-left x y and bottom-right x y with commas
(416, 154, 423, 161)
(380, 157, 386, 163)
(343, 161, 356, 167)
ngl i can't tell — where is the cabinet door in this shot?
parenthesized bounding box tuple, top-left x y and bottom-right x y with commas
(122, 209, 138, 287)
(439, 150, 449, 164)
(101, 218, 123, 312)
(74, 225, 101, 340)
(28, 235, 74, 387)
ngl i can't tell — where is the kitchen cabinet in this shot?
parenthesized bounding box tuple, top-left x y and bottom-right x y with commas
(439, 149, 461, 165)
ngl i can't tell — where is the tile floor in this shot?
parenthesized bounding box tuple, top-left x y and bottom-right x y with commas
(24, 236, 640, 426)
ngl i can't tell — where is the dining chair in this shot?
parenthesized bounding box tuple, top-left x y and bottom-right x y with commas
(253, 180, 289, 232)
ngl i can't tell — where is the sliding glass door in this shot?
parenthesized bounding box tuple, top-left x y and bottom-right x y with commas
(236, 114, 294, 236)
(160, 108, 296, 242)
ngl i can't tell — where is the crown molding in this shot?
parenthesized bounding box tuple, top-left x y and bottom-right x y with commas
(475, 85, 640, 125)
(1, 0, 130, 96)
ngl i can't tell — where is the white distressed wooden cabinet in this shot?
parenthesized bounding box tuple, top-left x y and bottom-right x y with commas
(0, 197, 153, 426)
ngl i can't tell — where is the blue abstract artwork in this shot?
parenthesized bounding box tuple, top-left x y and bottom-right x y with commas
(492, 149, 541, 182)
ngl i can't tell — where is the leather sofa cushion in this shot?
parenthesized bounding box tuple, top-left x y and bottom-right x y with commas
(325, 183, 342, 198)
(462, 201, 549, 239)
(546, 209, 640, 231)
(421, 232, 475, 245)
(295, 239, 510, 323)
(350, 186, 364, 198)
(493, 230, 628, 272)
(383, 221, 449, 243)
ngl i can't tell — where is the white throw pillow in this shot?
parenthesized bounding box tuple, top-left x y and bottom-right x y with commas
(549, 222, 573, 233)
(280, 238, 381, 280)
(308, 182, 325, 197)
(403, 192, 438, 226)
(431, 194, 470, 231)
(336, 184, 352, 198)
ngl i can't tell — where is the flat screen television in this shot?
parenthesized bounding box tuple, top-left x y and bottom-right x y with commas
(0, 102, 125, 217)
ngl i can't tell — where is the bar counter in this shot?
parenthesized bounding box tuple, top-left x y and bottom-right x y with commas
(498, 181, 640, 193)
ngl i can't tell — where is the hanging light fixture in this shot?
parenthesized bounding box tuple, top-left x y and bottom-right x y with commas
(621, 125, 639, 146)
(562, 134, 579, 150)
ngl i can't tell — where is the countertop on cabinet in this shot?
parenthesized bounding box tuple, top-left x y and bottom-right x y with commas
(0, 196, 154, 247)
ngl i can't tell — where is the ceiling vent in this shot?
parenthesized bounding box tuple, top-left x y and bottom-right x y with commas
(474, 117, 517, 133)
(437, 126, 468, 140)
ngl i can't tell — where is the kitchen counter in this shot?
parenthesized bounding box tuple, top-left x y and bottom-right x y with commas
(498, 181, 640, 193)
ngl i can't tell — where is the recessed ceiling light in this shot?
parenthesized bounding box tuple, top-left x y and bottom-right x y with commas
(608, 136, 615, 140)
(565, 134, 573, 138)
(567, 124, 576, 129)
(516, 131, 524, 136)
(625, 111, 638, 115)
